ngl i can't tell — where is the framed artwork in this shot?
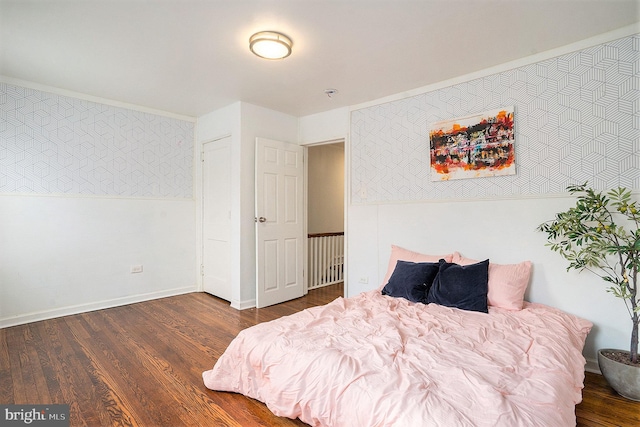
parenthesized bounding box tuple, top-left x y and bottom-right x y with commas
(429, 107, 515, 181)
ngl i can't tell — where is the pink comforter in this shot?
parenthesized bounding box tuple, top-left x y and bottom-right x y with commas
(203, 291, 592, 426)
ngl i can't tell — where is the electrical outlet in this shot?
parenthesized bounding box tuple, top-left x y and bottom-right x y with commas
(130, 265, 143, 274)
(358, 276, 369, 284)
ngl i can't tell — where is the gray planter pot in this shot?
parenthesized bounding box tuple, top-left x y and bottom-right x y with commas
(597, 348, 640, 401)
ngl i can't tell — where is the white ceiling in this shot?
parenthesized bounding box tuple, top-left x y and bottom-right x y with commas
(1, 0, 638, 118)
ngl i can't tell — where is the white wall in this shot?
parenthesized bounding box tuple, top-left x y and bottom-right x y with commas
(0, 195, 196, 326)
(308, 143, 344, 234)
(346, 32, 640, 370)
(0, 83, 197, 326)
(298, 107, 350, 144)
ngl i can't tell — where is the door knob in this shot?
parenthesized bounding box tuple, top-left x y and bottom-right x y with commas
(256, 216, 267, 223)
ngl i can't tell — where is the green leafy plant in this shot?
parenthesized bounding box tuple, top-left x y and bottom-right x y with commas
(537, 183, 639, 364)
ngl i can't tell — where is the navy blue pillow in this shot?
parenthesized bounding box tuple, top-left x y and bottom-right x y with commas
(381, 260, 440, 303)
(425, 259, 489, 313)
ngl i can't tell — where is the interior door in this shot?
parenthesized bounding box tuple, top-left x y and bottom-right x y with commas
(255, 137, 304, 308)
(202, 137, 232, 301)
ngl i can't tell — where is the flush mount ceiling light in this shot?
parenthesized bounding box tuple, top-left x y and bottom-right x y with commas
(249, 31, 293, 60)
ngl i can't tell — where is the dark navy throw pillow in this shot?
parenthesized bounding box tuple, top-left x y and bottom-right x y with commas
(425, 258, 489, 313)
(381, 260, 440, 303)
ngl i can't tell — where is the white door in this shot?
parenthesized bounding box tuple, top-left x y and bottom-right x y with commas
(255, 137, 304, 308)
(202, 137, 232, 301)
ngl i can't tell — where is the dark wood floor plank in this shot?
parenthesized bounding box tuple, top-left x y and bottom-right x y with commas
(23, 324, 53, 404)
(64, 314, 141, 427)
(107, 300, 245, 426)
(5, 325, 28, 403)
(57, 316, 111, 427)
(132, 296, 231, 364)
(28, 322, 62, 406)
(0, 328, 13, 403)
(2, 282, 639, 426)
(39, 318, 93, 427)
(20, 325, 50, 403)
(128, 297, 295, 427)
(576, 371, 640, 427)
(97, 308, 225, 426)
(82, 307, 184, 426)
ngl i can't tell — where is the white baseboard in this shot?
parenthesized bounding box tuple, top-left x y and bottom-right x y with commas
(231, 298, 256, 310)
(585, 357, 601, 375)
(0, 285, 197, 328)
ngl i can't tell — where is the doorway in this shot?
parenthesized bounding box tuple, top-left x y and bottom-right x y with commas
(306, 141, 345, 295)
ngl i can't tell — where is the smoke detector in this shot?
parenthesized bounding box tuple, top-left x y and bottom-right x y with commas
(324, 89, 338, 98)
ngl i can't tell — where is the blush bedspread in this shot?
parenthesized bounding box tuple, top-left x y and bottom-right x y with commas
(203, 291, 592, 426)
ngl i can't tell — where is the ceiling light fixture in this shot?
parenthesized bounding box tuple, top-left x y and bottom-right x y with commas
(249, 31, 293, 60)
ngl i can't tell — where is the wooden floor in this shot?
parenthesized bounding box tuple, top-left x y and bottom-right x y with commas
(2, 283, 638, 426)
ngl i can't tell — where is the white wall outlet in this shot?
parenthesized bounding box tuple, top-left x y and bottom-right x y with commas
(130, 265, 143, 274)
(358, 276, 369, 284)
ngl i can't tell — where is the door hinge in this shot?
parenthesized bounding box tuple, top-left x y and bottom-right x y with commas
(200, 264, 204, 276)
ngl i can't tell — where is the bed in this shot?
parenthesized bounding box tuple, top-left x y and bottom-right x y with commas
(203, 246, 592, 426)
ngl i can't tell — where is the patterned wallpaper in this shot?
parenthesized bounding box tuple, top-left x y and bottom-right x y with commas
(0, 83, 194, 198)
(351, 34, 639, 203)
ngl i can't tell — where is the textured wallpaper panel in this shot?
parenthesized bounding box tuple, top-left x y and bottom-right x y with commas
(0, 83, 194, 198)
(351, 35, 640, 203)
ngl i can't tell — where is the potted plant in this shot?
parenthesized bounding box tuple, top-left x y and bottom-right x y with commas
(537, 183, 639, 401)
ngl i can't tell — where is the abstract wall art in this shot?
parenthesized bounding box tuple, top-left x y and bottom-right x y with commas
(429, 107, 515, 181)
